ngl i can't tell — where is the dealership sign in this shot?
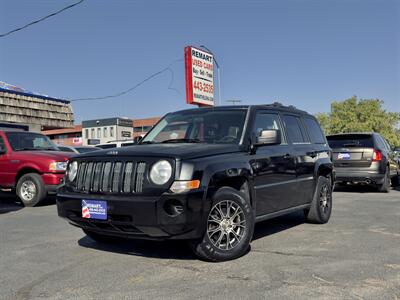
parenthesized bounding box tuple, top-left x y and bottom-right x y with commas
(184, 46, 214, 106)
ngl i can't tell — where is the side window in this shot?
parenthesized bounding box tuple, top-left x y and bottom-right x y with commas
(0, 136, 6, 153)
(253, 112, 284, 144)
(375, 135, 386, 150)
(282, 115, 308, 144)
(303, 117, 326, 144)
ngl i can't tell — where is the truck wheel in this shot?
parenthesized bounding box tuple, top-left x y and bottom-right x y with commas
(16, 173, 46, 207)
(190, 187, 255, 262)
(83, 229, 123, 244)
(305, 176, 332, 224)
(377, 168, 390, 193)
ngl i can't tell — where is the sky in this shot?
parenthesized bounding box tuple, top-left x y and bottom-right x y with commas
(0, 0, 399, 123)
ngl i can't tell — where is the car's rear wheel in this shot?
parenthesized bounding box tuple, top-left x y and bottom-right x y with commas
(16, 173, 46, 207)
(83, 229, 124, 244)
(190, 187, 254, 262)
(305, 176, 332, 224)
(377, 168, 390, 193)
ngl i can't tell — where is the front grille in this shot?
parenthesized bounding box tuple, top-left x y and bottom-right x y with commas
(75, 161, 147, 194)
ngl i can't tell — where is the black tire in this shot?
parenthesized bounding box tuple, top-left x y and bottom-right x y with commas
(16, 173, 47, 207)
(390, 173, 399, 187)
(83, 229, 124, 244)
(305, 176, 332, 224)
(377, 168, 390, 193)
(189, 186, 255, 262)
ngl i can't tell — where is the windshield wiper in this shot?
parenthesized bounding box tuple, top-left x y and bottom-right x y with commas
(161, 138, 202, 144)
(140, 141, 155, 144)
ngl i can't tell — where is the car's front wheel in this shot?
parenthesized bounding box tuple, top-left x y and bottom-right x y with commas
(16, 173, 46, 207)
(190, 187, 255, 262)
(305, 176, 332, 224)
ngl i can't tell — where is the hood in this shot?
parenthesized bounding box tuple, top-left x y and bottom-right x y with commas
(14, 150, 74, 161)
(77, 143, 242, 160)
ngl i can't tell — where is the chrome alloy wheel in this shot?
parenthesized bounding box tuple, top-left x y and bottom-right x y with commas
(319, 184, 331, 214)
(207, 200, 246, 251)
(20, 180, 37, 202)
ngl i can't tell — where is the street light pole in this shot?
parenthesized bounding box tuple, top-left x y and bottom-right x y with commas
(199, 45, 221, 106)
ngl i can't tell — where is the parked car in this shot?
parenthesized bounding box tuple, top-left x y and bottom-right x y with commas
(0, 130, 73, 206)
(326, 133, 399, 192)
(96, 140, 136, 149)
(57, 104, 334, 261)
(57, 145, 101, 154)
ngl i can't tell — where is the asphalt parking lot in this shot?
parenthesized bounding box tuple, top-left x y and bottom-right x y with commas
(0, 186, 399, 300)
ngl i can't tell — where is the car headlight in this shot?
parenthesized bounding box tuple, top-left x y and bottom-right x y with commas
(150, 160, 172, 185)
(67, 161, 78, 182)
(49, 161, 68, 172)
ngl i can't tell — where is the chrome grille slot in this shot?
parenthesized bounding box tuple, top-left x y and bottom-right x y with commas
(102, 162, 112, 192)
(135, 162, 146, 193)
(123, 162, 134, 193)
(76, 162, 86, 190)
(112, 162, 122, 192)
(84, 162, 94, 191)
(92, 162, 103, 192)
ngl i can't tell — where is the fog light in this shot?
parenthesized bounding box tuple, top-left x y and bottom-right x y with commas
(164, 199, 184, 217)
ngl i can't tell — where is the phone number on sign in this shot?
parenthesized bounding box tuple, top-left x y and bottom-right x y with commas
(193, 81, 214, 94)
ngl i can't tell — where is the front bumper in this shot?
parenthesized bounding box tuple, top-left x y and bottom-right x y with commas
(56, 189, 207, 240)
(42, 173, 65, 194)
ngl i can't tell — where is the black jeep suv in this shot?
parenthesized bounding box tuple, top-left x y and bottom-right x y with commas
(327, 133, 399, 192)
(57, 104, 334, 261)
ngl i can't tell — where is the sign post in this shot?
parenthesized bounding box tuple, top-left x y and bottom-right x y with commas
(184, 46, 215, 107)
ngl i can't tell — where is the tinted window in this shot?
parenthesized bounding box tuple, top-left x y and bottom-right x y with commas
(282, 115, 308, 144)
(303, 117, 326, 144)
(5, 132, 58, 151)
(327, 134, 374, 148)
(0, 136, 6, 153)
(253, 112, 283, 143)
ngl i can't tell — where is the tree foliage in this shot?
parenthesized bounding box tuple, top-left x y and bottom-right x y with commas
(316, 96, 400, 146)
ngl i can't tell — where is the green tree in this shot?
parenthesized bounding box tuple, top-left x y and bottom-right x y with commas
(316, 96, 400, 146)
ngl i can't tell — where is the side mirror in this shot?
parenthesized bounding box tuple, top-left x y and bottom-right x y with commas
(0, 147, 6, 155)
(255, 129, 281, 146)
(133, 136, 142, 144)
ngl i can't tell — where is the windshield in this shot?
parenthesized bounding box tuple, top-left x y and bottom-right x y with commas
(142, 109, 248, 144)
(327, 134, 374, 148)
(5, 132, 59, 151)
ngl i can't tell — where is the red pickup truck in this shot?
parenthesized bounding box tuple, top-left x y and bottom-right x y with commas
(0, 130, 73, 206)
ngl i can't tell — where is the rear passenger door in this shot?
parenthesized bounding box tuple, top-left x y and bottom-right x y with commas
(281, 114, 315, 206)
(251, 111, 297, 216)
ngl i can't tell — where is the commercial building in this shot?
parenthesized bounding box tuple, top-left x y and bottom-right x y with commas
(0, 81, 74, 132)
(133, 117, 161, 138)
(81, 117, 133, 146)
(41, 125, 83, 146)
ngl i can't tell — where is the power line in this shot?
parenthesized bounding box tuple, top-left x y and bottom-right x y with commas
(0, 0, 85, 38)
(71, 59, 183, 102)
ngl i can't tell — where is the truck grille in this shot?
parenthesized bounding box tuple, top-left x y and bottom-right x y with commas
(75, 161, 147, 193)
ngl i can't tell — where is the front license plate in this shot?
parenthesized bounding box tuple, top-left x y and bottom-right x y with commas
(82, 200, 107, 220)
(338, 152, 351, 160)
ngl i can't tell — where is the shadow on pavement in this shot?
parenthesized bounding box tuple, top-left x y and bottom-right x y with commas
(78, 236, 196, 260)
(78, 211, 306, 260)
(0, 192, 23, 214)
(334, 184, 400, 193)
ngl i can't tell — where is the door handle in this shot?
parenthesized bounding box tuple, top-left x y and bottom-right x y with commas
(307, 151, 317, 158)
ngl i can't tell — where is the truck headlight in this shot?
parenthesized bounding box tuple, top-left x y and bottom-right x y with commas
(67, 161, 78, 182)
(150, 160, 172, 185)
(49, 161, 68, 172)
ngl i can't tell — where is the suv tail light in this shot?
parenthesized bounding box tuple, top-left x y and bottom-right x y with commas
(372, 150, 382, 161)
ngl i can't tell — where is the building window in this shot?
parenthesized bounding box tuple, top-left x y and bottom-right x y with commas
(110, 126, 114, 137)
(85, 129, 88, 139)
(103, 127, 107, 138)
(91, 128, 95, 139)
(97, 128, 101, 138)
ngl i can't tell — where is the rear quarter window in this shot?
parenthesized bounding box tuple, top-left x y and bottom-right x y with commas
(303, 117, 326, 144)
(327, 135, 374, 148)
